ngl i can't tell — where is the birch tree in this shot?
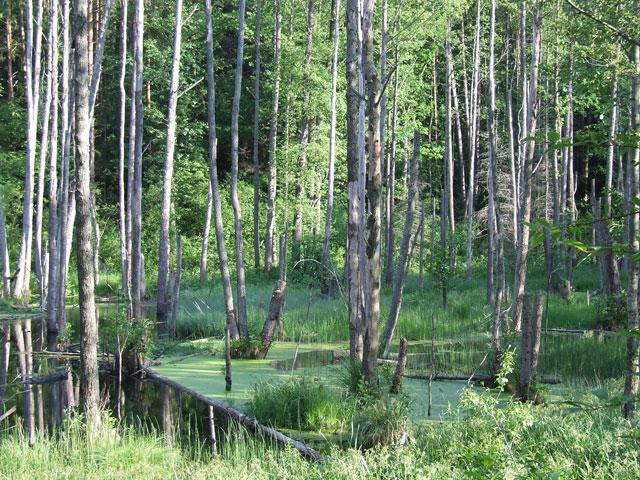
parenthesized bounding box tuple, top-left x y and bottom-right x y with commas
(252, 0, 263, 269)
(157, 0, 185, 327)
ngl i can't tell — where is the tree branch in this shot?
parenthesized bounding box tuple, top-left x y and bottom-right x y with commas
(564, 0, 640, 47)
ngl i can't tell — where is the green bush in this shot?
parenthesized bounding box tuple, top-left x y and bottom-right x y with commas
(247, 377, 348, 431)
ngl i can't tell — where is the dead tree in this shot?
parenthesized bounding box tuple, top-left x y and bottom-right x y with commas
(518, 294, 543, 402)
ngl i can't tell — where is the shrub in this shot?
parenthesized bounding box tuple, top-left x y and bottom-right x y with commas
(350, 395, 410, 450)
(594, 292, 627, 330)
(247, 377, 348, 431)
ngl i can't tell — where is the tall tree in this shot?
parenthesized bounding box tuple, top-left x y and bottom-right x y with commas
(264, 0, 282, 273)
(199, 179, 213, 284)
(292, 0, 315, 264)
(118, 0, 129, 294)
(252, 0, 263, 269)
(205, 0, 240, 340)
(320, 0, 340, 294)
(4, 0, 14, 99)
(74, 0, 101, 437)
(230, 0, 249, 339)
(157, 0, 185, 327)
(361, 0, 382, 386)
(0, 193, 9, 298)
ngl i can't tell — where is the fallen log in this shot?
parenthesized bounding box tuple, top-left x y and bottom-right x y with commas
(143, 367, 321, 461)
(404, 372, 561, 385)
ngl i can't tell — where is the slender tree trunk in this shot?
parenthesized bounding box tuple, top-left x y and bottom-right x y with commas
(292, 0, 316, 264)
(264, 0, 282, 273)
(205, 0, 239, 340)
(118, 0, 129, 294)
(46, 0, 60, 351)
(0, 325, 9, 413)
(623, 5, 640, 418)
(384, 46, 398, 286)
(157, 0, 184, 327)
(361, 0, 382, 387)
(230, 0, 249, 339)
(320, 0, 340, 295)
(170, 235, 182, 336)
(444, 23, 455, 237)
(606, 69, 619, 217)
(381, 131, 420, 358)
(74, 0, 101, 437)
(131, 0, 144, 319)
(345, 0, 363, 360)
(5, 0, 14, 99)
(199, 179, 213, 284)
(512, 2, 541, 332)
(0, 194, 10, 298)
(465, 0, 481, 281)
(252, 0, 263, 270)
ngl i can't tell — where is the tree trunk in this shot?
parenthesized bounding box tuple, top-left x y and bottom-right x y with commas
(170, 235, 183, 336)
(252, 0, 263, 270)
(465, 0, 481, 280)
(157, 0, 184, 327)
(292, 0, 316, 264)
(74, 0, 101, 437)
(118, 0, 129, 294)
(320, 0, 340, 295)
(345, 0, 363, 360)
(361, 0, 381, 387)
(444, 22, 455, 237)
(257, 279, 287, 359)
(5, 0, 14, 99)
(606, 69, 619, 217)
(0, 194, 10, 298)
(264, 0, 282, 273)
(205, 0, 239, 340)
(230, 0, 249, 339)
(199, 179, 213, 285)
(389, 337, 407, 394)
(0, 325, 9, 413)
(131, 0, 144, 319)
(512, 3, 541, 332)
(623, 9, 640, 418)
(384, 46, 398, 287)
(381, 131, 420, 358)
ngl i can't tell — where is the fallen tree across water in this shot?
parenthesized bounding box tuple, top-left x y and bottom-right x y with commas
(143, 366, 321, 461)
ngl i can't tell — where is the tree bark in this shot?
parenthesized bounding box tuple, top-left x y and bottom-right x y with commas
(264, 0, 282, 273)
(384, 45, 398, 286)
(345, 0, 363, 360)
(205, 0, 239, 340)
(381, 131, 420, 358)
(199, 179, 213, 285)
(361, 0, 382, 387)
(0, 194, 10, 298)
(230, 0, 249, 339)
(257, 279, 287, 358)
(512, 2, 541, 332)
(320, 0, 340, 295)
(519, 294, 543, 401)
(74, 0, 101, 437)
(623, 5, 640, 418)
(606, 68, 619, 217)
(292, 0, 316, 264)
(252, 0, 263, 270)
(157, 0, 184, 327)
(389, 337, 407, 394)
(118, 0, 129, 294)
(4, 0, 14, 99)
(131, 0, 144, 319)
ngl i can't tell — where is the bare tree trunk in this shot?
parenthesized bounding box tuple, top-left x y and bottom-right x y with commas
(199, 179, 213, 285)
(230, 0, 249, 339)
(361, 0, 382, 387)
(157, 0, 184, 327)
(512, 2, 541, 332)
(257, 279, 286, 359)
(74, 0, 101, 437)
(170, 235, 182, 336)
(0, 325, 9, 413)
(320, 0, 340, 295)
(292, 0, 315, 264)
(606, 69, 619, 217)
(205, 0, 239, 340)
(5, 0, 14, 99)
(444, 22, 455, 236)
(519, 294, 543, 401)
(465, 0, 481, 280)
(389, 337, 407, 394)
(565, 50, 576, 286)
(381, 132, 420, 358)
(345, 0, 363, 360)
(384, 45, 398, 286)
(264, 0, 282, 273)
(46, 0, 60, 351)
(131, 0, 144, 319)
(623, 12, 640, 418)
(252, 0, 263, 270)
(118, 0, 129, 294)
(0, 194, 10, 298)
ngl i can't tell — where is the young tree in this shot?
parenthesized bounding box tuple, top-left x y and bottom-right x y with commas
(205, 0, 240, 340)
(320, 0, 340, 294)
(118, 0, 129, 294)
(252, 0, 263, 270)
(74, 0, 101, 437)
(157, 0, 185, 327)
(230, 0, 249, 339)
(265, 0, 282, 273)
